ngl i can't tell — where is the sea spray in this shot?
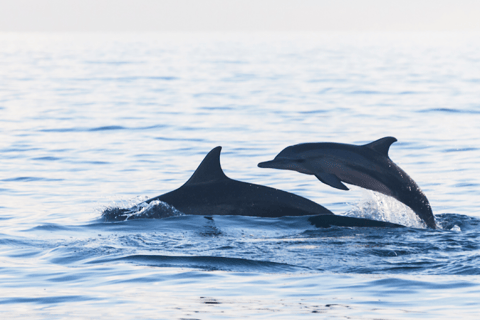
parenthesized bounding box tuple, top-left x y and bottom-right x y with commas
(345, 188, 428, 228)
(101, 196, 184, 221)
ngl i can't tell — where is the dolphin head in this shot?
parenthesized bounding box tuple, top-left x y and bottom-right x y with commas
(258, 147, 313, 174)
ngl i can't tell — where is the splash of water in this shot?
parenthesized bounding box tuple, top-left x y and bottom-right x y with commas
(450, 225, 461, 232)
(344, 188, 427, 229)
(101, 196, 184, 221)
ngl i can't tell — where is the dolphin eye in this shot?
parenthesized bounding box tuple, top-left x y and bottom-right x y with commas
(296, 159, 305, 163)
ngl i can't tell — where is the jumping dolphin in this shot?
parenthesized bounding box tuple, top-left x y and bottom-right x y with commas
(103, 146, 402, 228)
(258, 137, 436, 229)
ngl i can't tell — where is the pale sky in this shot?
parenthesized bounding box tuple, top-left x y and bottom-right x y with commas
(0, 0, 479, 33)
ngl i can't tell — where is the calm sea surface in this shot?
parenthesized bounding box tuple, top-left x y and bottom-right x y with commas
(1, 32, 480, 319)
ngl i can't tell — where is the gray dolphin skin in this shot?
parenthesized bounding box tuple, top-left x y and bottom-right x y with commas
(258, 137, 436, 229)
(146, 146, 333, 218)
(104, 146, 403, 228)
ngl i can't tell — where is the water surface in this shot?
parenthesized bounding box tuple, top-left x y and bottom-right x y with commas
(1, 32, 480, 319)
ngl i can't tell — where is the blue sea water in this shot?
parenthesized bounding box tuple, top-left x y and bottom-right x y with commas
(1, 32, 480, 319)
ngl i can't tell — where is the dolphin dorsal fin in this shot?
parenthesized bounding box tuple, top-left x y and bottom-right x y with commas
(363, 137, 397, 156)
(184, 146, 228, 185)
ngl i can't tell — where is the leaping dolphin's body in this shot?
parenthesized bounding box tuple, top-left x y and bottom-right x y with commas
(258, 137, 436, 229)
(103, 146, 402, 228)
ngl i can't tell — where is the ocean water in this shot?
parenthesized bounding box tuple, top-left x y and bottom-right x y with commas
(1, 32, 480, 319)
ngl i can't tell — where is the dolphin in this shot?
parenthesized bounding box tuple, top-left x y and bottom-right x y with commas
(103, 146, 403, 228)
(258, 137, 436, 229)
(146, 146, 333, 218)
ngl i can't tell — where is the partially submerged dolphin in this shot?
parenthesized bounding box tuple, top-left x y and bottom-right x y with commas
(103, 146, 402, 228)
(146, 146, 333, 218)
(258, 137, 436, 229)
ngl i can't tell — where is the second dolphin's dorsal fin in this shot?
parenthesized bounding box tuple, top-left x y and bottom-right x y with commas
(184, 146, 228, 185)
(363, 137, 397, 156)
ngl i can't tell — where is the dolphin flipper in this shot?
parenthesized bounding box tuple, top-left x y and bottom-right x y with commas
(314, 173, 349, 190)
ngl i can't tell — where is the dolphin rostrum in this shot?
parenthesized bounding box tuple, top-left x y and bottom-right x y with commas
(258, 137, 436, 229)
(103, 146, 403, 228)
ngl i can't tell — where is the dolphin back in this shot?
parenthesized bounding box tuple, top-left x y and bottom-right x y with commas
(148, 146, 334, 218)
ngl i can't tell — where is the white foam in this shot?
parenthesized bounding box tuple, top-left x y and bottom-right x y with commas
(450, 225, 461, 232)
(344, 188, 427, 229)
(100, 195, 184, 220)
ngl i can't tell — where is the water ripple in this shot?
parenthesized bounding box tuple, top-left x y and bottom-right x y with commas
(0, 295, 95, 305)
(2, 32, 480, 318)
(90, 254, 304, 273)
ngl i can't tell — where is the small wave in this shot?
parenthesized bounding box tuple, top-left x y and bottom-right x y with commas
(1, 176, 63, 182)
(137, 124, 168, 130)
(81, 161, 110, 165)
(40, 124, 167, 133)
(32, 156, 62, 161)
(73, 75, 178, 81)
(436, 213, 480, 232)
(299, 109, 329, 114)
(154, 137, 205, 142)
(88, 125, 126, 132)
(0, 295, 94, 305)
(443, 148, 478, 153)
(1, 147, 41, 152)
(418, 108, 480, 114)
(102, 199, 184, 222)
(365, 277, 476, 291)
(40, 128, 80, 132)
(26, 223, 72, 232)
(398, 91, 422, 95)
(349, 90, 383, 95)
(84, 60, 138, 65)
(89, 254, 303, 273)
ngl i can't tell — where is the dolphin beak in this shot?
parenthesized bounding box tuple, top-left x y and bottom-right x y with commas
(258, 160, 277, 168)
(258, 159, 293, 169)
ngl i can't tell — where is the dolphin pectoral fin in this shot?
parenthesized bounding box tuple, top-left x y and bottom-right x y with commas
(314, 173, 349, 191)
